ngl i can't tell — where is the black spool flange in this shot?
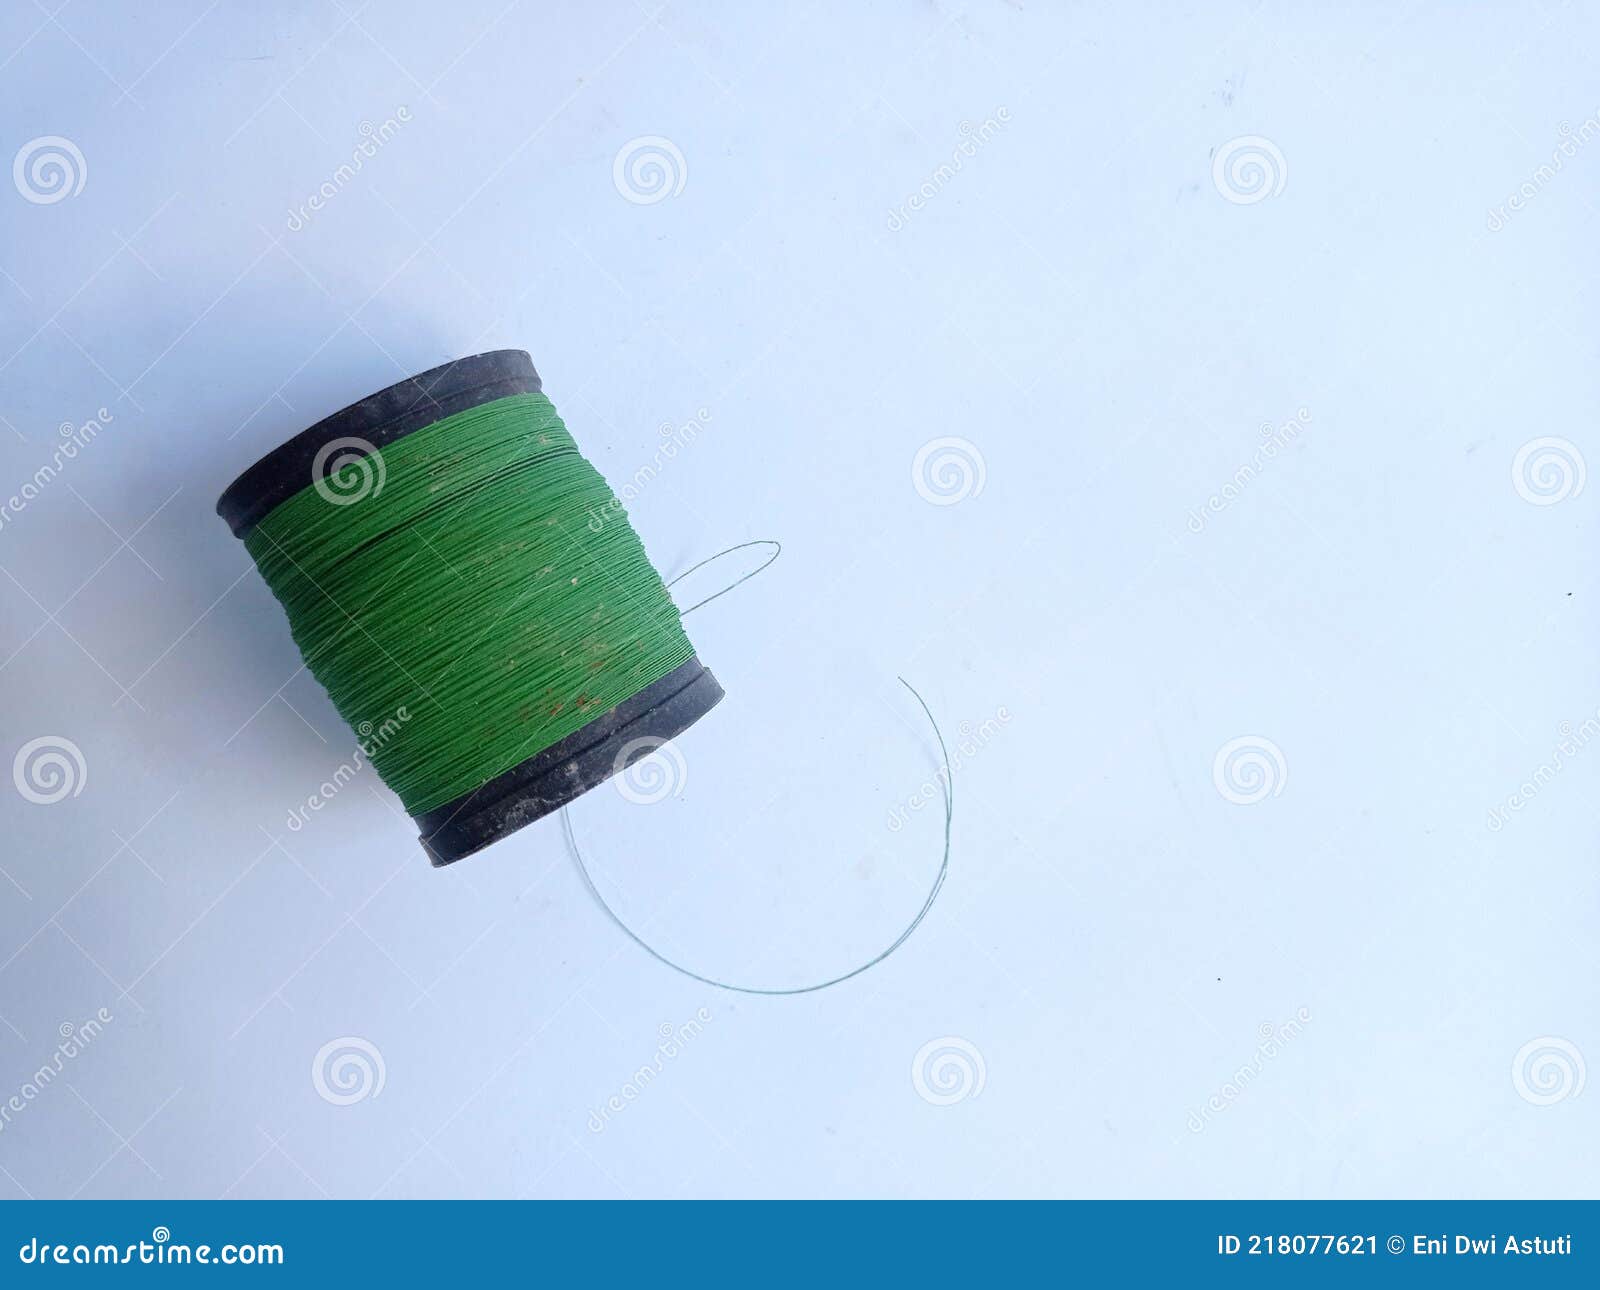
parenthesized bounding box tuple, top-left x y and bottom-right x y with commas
(216, 350, 724, 867)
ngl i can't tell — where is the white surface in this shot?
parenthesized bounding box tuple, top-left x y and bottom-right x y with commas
(0, 0, 1595, 1199)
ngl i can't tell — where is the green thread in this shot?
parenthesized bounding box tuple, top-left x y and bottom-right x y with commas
(244, 392, 695, 814)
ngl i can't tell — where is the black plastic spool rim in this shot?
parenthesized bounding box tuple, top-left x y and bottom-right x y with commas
(216, 350, 724, 867)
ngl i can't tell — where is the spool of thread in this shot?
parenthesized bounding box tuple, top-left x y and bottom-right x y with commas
(216, 350, 723, 867)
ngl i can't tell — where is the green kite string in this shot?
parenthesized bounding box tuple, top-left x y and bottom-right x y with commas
(243, 392, 695, 815)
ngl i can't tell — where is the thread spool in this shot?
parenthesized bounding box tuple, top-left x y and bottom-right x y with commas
(216, 350, 723, 867)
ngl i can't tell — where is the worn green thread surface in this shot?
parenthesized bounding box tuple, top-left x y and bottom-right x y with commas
(244, 392, 695, 815)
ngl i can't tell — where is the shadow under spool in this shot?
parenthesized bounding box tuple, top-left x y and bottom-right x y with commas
(216, 350, 724, 867)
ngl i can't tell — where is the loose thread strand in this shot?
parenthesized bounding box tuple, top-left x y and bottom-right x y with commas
(666, 539, 782, 615)
(564, 539, 952, 995)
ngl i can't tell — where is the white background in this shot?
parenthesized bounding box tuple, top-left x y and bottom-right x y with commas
(0, 0, 1595, 1199)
